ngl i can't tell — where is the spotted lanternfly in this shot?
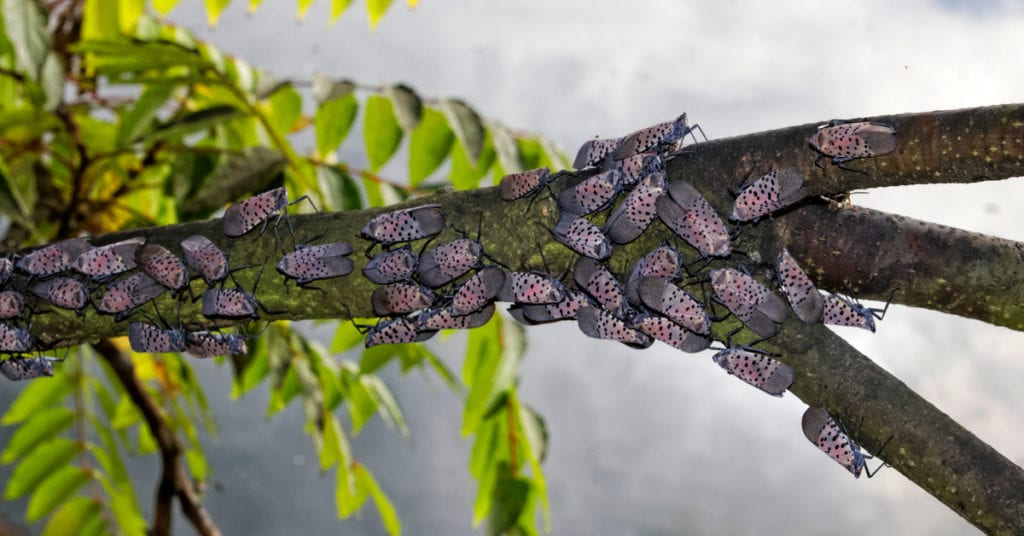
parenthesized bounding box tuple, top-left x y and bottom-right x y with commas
(516, 289, 594, 325)
(776, 248, 824, 323)
(0, 322, 32, 352)
(499, 167, 552, 201)
(223, 187, 316, 237)
(573, 257, 629, 318)
(16, 238, 91, 278)
(417, 238, 483, 288)
(98, 273, 167, 319)
(185, 331, 248, 358)
(451, 266, 506, 316)
(552, 215, 612, 260)
(604, 170, 667, 244)
(607, 152, 662, 187)
(575, 306, 652, 349)
(277, 241, 355, 285)
(0, 290, 25, 320)
(730, 168, 807, 222)
(637, 276, 711, 335)
(72, 237, 145, 279)
(712, 347, 794, 396)
(0, 258, 13, 285)
(625, 244, 684, 307)
(557, 170, 623, 216)
(710, 268, 788, 338)
(202, 288, 259, 318)
(657, 181, 731, 258)
(1, 356, 60, 381)
(822, 292, 891, 332)
(371, 282, 435, 316)
(363, 316, 435, 348)
(635, 314, 710, 353)
(612, 113, 700, 161)
(361, 205, 446, 248)
(809, 120, 898, 169)
(128, 322, 186, 353)
(362, 246, 418, 284)
(573, 137, 622, 169)
(181, 235, 228, 285)
(31, 277, 89, 313)
(498, 272, 564, 305)
(416, 303, 495, 332)
(802, 407, 884, 478)
(136, 243, 189, 291)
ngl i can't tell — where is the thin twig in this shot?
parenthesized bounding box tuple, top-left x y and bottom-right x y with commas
(93, 340, 221, 536)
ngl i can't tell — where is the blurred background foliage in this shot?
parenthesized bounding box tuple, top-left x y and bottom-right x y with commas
(0, 0, 569, 533)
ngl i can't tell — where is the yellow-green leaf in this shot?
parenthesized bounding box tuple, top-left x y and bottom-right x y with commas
(316, 166, 362, 212)
(329, 0, 354, 23)
(332, 319, 366, 353)
(357, 464, 401, 535)
(118, 0, 144, 33)
(26, 465, 91, 522)
(41, 496, 102, 536)
(262, 83, 302, 138)
(204, 0, 231, 27)
(363, 95, 403, 172)
(1, 408, 75, 463)
(5, 438, 79, 500)
(367, 0, 394, 28)
(296, 0, 314, 20)
(315, 93, 359, 157)
(2, 373, 71, 425)
(152, 0, 179, 16)
(408, 107, 454, 186)
(248, 0, 263, 13)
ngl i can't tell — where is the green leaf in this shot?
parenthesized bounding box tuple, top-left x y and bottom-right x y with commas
(41, 496, 102, 536)
(152, 0, 178, 16)
(408, 107, 455, 186)
(315, 92, 359, 157)
(489, 122, 524, 174)
(39, 52, 63, 111)
(5, 438, 79, 500)
(2, 373, 71, 425)
(316, 165, 362, 212)
(357, 464, 401, 535)
(1, 408, 75, 463)
(117, 82, 175, 146)
(263, 83, 302, 138)
(488, 464, 531, 536)
(345, 375, 378, 434)
(320, 414, 351, 471)
(362, 375, 409, 437)
(137, 423, 158, 455)
(74, 40, 209, 77)
(385, 83, 422, 131)
(335, 462, 366, 517)
(232, 340, 270, 398)
(332, 319, 366, 354)
(450, 136, 495, 190)
(363, 95, 404, 172)
(3, 0, 49, 80)
(26, 465, 91, 522)
(82, 0, 120, 42)
(359, 346, 396, 375)
(185, 447, 209, 482)
(186, 147, 286, 215)
(441, 98, 485, 163)
(110, 394, 142, 430)
(366, 0, 394, 28)
(142, 105, 244, 144)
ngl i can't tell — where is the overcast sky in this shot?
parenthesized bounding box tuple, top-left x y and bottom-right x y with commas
(155, 2, 1024, 534)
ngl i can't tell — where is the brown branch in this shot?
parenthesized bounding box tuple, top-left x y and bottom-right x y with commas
(770, 203, 1024, 331)
(763, 320, 1024, 535)
(93, 340, 221, 536)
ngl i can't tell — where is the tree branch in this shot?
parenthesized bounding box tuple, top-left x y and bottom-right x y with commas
(13, 103, 1024, 533)
(93, 340, 221, 536)
(771, 204, 1024, 331)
